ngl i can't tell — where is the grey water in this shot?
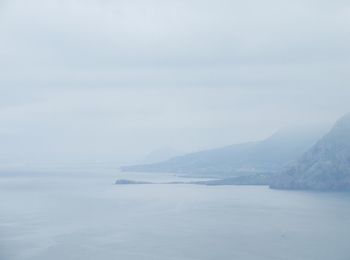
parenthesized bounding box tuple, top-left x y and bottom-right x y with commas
(0, 171, 350, 260)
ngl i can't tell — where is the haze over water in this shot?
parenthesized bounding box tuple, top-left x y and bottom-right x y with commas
(1, 171, 349, 260)
(1, 0, 350, 259)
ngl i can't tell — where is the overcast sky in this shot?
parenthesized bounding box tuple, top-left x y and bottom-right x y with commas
(0, 0, 350, 168)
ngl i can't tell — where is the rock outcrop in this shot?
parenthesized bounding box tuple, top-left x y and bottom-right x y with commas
(270, 113, 350, 190)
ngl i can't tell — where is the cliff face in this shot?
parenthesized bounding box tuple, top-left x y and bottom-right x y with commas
(271, 113, 350, 190)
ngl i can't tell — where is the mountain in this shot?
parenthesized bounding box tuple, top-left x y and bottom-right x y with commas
(140, 147, 183, 164)
(121, 126, 326, 178)
(270, 113, 350, 190)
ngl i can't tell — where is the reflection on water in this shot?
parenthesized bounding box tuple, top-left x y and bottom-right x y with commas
(0, 171, 350, 260)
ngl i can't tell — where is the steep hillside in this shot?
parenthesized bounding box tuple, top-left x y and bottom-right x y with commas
(122, 127, 325, 178)
(271, 114, 350, 190)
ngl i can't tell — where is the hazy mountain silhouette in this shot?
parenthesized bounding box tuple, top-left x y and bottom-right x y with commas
(271, 113, 350, 190)
(122, 126, 326, 178)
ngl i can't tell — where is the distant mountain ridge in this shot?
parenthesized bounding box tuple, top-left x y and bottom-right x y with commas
(271, 113, 350, 190)
(121, 126, 326, 178)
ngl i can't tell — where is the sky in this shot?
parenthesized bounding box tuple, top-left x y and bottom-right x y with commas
(0, 0, 350, 168)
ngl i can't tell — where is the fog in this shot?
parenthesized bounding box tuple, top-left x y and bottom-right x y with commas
(0, 0, 350, 167)
(2, 1, 350, 260)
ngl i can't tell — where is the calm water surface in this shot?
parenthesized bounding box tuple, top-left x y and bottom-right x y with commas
(0, 171, 350, 260)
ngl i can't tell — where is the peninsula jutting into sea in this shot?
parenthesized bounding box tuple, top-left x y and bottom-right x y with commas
(119, 113, 350, 191)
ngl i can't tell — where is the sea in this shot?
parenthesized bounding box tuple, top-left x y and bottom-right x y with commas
(0, 170, 349, 260)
